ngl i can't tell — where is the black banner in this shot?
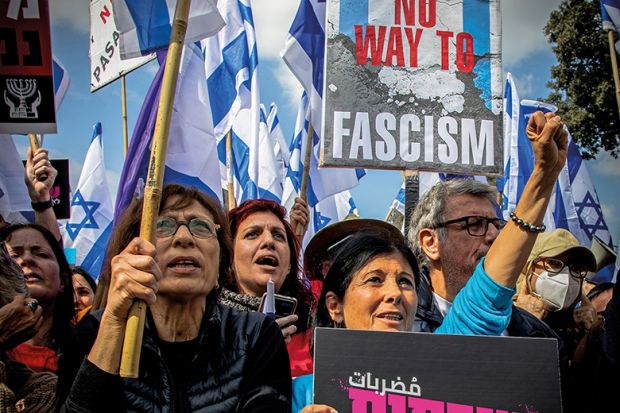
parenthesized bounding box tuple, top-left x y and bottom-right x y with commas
(314, 328, 562, 413)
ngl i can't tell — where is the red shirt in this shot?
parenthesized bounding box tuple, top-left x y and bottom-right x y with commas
(7, 343, 58, 373)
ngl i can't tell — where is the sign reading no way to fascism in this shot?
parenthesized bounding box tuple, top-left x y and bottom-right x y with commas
(320, 0, 503, 176)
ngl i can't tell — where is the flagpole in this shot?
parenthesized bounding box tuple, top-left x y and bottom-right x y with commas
(607, 30, 620, 119)
(226, 130, 236, 210)
(122, 75, 129, 156)
(119, 0, 192, 379)
(297, 120, 314, 236)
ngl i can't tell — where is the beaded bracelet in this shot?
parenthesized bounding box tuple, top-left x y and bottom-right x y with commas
(509, 211, 546, 233)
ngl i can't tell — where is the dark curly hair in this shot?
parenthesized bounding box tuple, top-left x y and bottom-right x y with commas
(92, 184, 233, 310)
(228, 199, 313, 332)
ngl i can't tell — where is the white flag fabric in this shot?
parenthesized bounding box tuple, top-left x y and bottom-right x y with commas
(52, 56, 70, 110)
(0, 135, 31, 224)
(303, 190, 358, 249)
(266, 103, 290, 192)
(63, 124, 113, 279)
(114, 45, 224, 223)
(113, 0, 225, 59)
(204, 0, 266, 203)
(256, 106, 281, 202)
(281, 0, 325, 133)
(282, 93, 365, 211)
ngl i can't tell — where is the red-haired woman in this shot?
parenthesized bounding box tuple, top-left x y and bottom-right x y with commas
(222, 198, 315, 377)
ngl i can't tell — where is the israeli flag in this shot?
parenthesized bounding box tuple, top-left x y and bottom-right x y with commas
(256, 105, 281, 202)
(500, 75, 614, 280)
(304, 190, 358, 249)
(52, 56, 70, 110)
(114, 45, 222, 222)
(113, 0, 225, 59)
(281, 0, 326, 133)
(204, 0, 266, 203)
(63, 124, 113, 279)
(0, 135, 31, 224)
(282, 93, 365, 211)
(389, 182, 406, 216)
(265, 103, 290, 190)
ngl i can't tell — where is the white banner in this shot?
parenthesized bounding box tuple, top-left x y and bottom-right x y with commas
(89, 0, 155, 92)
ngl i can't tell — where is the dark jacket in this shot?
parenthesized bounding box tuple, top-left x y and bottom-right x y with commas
(568, 278, 620, 413)
(57, 302, 291, 413)
(415, 268, 568, 356)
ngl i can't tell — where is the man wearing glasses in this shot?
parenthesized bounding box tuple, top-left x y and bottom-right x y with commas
(408, 179, 565, 342)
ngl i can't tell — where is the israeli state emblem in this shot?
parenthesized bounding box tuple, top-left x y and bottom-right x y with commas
(4, 78, 41, 119)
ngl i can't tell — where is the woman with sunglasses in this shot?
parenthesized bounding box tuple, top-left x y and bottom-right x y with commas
(57, 185, 291, 412)
(514, 228, 597, 357)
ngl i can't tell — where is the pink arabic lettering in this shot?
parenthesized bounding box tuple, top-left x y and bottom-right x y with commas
(348, 388, 523, 413)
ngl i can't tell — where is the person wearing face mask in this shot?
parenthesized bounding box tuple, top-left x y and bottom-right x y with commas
(514, 228, 597, 359)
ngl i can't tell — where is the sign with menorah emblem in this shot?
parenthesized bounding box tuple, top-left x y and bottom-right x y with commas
(0, 0, 56, 134)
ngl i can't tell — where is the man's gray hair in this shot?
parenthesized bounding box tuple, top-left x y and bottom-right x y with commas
(407, 179, 498, 268)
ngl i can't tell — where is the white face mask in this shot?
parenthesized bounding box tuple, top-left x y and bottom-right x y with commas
(533, 269, 581, 312)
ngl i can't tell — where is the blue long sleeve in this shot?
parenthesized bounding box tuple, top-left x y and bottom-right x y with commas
(436, 257, 515, 336)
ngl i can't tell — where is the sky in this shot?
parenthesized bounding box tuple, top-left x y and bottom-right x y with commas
(17, 0, 620, 244)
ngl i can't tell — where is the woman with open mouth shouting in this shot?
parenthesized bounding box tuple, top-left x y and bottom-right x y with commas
(222, 199, 315, 377)
(56, 185, 291, 412)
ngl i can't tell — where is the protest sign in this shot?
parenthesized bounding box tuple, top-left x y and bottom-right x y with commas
(0, 0, 56, 134)
(89, 0, 154, 92)
(320, 0, 503, 176)
(314, 328, 561, 413)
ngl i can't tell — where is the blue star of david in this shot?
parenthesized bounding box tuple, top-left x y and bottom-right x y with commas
(65, 191, 100, 241)
(574, 191, 608, 239)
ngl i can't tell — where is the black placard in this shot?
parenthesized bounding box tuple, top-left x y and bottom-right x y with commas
(314, 328, 562, 413)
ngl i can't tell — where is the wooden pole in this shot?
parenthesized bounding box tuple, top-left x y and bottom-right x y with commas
(121, 75, 129, 157)
(296, 121, 314, 236)
(28, 133, 47, 181)
(119, 0, 192, 378)
(607, 30, 620, 120)
(226, 130, 236, 210)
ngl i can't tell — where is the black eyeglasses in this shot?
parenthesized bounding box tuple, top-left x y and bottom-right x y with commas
(155, 217, 220, 239)
(533, 257, 589, 279)
(433, 215, 506, 237)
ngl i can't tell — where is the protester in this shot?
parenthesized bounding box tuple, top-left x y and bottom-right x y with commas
(24, 147, 62, 243)
(222, 198, 314, 377)
(409, 179, 569, 344)
(0, 224, 74, 373)
(70, 266, 97, 324)
(513, 228, 597, 357)
(569, 270, 619, 413)
(56, 184, 291, 412)
(295, 111, 569, 412)
(0, 242, 56, 412)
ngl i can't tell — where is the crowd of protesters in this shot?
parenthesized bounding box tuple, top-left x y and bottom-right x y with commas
(0, 111, 617, 412)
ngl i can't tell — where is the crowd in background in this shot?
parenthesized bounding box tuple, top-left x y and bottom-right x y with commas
(0, 112, 617, 412)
